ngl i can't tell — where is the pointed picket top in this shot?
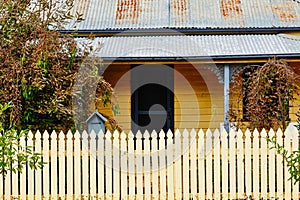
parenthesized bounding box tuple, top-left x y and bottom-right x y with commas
(245, 129, 251, 138)
(173, 129, 181, 140)
(35, 130, 41, 140)
(221, 128, 228, 139)
(183, 129, 189, 139)
(136, 130, 142, 140)
(51, 130, 57, 140)
(261, 128, 267, 138)
(253, 128, 259, 138)
(277, 128, 283, 137)
(28, 130, 34, 140)
(90, 130, 96, 141)
(166, 129, 173, 140)
(158, 129, 166, 139)
(189, 129, 196, 143)
(106, 129, 112, 141)
(113, 130, 120, 141)
(66, 130, 73, 140)
(206, 128, 213, 140)
(43, 130, 49, 141)
(82, 130, 89, 141)
(58, 130, 65, 141)
(128, 130, 134, 140)
(269, 128, 275, 139)
(144, 130, 150, 140)
(151, 130, 158, 140)
(97, 129, 104, 141)
(198, 129, 205, 139)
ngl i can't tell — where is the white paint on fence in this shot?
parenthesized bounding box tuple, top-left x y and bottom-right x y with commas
(0, 128, 299, 199)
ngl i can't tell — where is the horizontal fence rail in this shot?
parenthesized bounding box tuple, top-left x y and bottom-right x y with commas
(0, 128, 299, 199)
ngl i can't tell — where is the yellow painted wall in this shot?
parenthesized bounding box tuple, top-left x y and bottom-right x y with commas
(100, 63, 224, 132)
(289, 62, 300, 122)
(174, 64, 224, 131)
(101, 64, 132, 131)
(98, 61, 300, 132)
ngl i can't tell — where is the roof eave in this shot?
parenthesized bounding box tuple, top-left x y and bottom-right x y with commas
(58, 27, 300, 36)
(101, 54, 300, 64)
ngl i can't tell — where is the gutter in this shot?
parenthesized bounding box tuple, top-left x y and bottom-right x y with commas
(58, 27, 300, 37)
(100, 53, 300, 62)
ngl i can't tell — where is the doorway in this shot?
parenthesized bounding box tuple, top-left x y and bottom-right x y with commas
(131, 64, 174, 133)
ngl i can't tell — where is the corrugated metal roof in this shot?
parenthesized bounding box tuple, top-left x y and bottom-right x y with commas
(75, 34, 300, 59)
(67, 0, 300, 30)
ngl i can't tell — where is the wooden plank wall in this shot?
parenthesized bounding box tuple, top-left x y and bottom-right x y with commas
(101, 63, 224, 132)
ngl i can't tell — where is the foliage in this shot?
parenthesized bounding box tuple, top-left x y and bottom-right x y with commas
(0, 103, 44, 178)
(228, 59, 298, 131)
(0, 0, 118, 132)
(267, 136, 300, 184)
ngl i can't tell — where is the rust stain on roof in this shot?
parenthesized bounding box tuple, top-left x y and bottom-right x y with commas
(271, 3, 296, 23)
(221, 0, 243, 18)
(173, 0, 188, 23)
(220, 0, 244, 26)
(116, 0, 141, 24)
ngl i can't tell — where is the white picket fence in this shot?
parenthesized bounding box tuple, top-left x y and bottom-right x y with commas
(0, 128, 299, 199)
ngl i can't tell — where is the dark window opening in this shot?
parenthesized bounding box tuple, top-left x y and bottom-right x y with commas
(131, 64, 174, 134)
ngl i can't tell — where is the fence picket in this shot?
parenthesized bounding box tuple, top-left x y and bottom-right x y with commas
(105, 130, 113, 198)
(89, 131, 97, 199)
(159, 130, 167, 199)
(244, 129, 251, 199)
(97, 130, 105, 199)
(112, 130, 120, 199)
(253, 129, 260, 199)
(144, 131, 151, 197)
(19, 134, 27, 199)
(198, 129, 205, 200)
(261, 129, 268, 199)
(12, 147, 19, 198)
(190, 129, 197, 198)
(128, 131, 135, 198)
(182, 129, 189, 200)
(166, 130, 174, 199)
(82, 131, 89, 198)
(174, 129, 182, 200)
(136, 131, 143, 199)
(214, 129, 221, 200)
(152, 130, 159, 199)
(284, 129, 292, 200)
(229, 129, 236, 199)
(35, 131, 42, 200)
(74, 131, 81, 199)
(206, 129, 213, 199)
(276, 129, 284, 199)
(66, 130, 73, 199)
(221, 129, 228, 200)
(120, 131, 128, 199)
(268, 129, 276, 199)
(27, 131, 34, 199)
(237, 129, 244, 199)
(58, 131, 65, 199)
(43, 131, 50, 199)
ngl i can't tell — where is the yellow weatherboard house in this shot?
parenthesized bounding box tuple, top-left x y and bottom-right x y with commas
(60, 0, 300, 133)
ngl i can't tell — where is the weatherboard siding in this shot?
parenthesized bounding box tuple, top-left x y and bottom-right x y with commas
(99, 63, 224, 132)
